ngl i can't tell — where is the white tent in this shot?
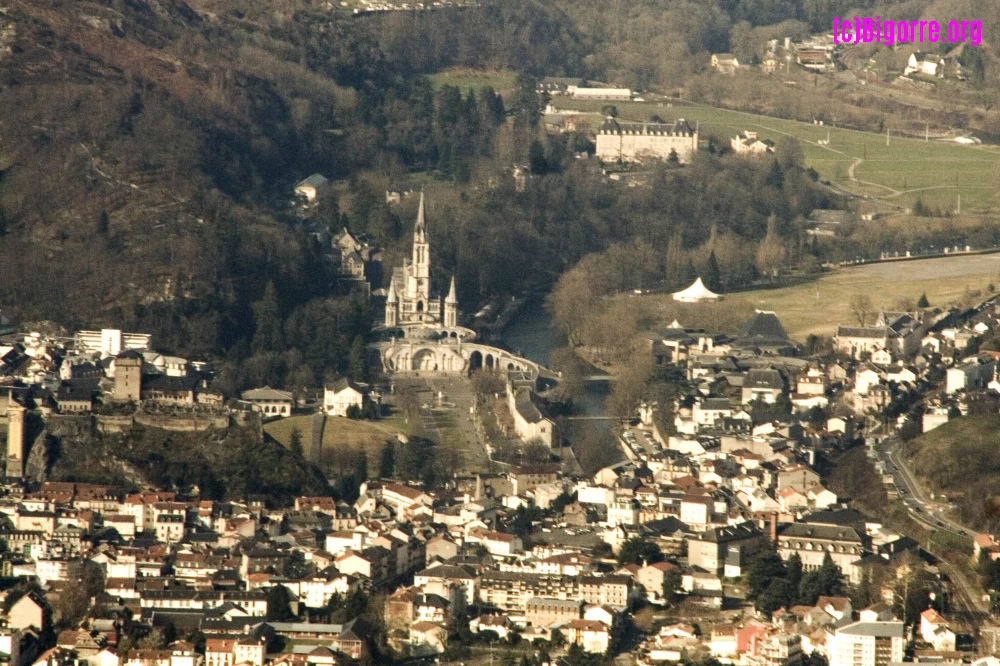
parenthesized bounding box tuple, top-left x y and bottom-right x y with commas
(672, 277, 720, 303)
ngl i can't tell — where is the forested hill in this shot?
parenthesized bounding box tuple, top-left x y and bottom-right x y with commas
(0, 0, 993, 398)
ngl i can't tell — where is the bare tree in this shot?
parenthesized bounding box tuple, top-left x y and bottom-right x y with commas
(849, 293, 874, 327)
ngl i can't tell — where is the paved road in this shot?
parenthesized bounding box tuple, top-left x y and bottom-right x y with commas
(875, 437, 989, 615)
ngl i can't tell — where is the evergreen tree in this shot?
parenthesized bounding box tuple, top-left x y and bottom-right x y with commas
(917, 293, 929, 308)
(97, 210, 110, 235)
(662, 567, 683, 604)
(705, 250, 722, 292)
(747, 547, 786, 599)
(756, 578, 794, 617)
(251, 282, 283, 354)
(379, 443, 395, 479)
(665, 232, 684, 289)
(529, 140, 548, 174)
(348, 336, 368, 383)
(787, 552, 803, 592)
(290, 427, 304, 457)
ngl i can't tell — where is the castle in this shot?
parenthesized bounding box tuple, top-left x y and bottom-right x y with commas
(384, 193, 457, 330)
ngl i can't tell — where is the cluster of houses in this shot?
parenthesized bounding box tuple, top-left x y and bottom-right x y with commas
(0, 299, 998, 666)
(0, 327, 370, 424)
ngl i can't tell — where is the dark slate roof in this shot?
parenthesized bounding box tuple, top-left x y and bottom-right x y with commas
(514, 389, 546, 424)
(778, 523, 863, 543)
(329, 378, 363, 394)
(836, 326, 896, 339)
(598, 118, 695, 136)
(737, 311, 789, 345)
(694, 521, 760, 543)
(744, 369, 784, 390)
(143, 374, 198, 391)
(57, 381, 96, 402)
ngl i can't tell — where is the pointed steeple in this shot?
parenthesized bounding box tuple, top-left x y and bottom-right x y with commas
(415, 191, 426, 240)
(387, 280, 397, 303)
(446, 275, 457, 304)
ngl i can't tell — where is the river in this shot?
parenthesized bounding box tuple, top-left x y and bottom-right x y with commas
(498, 300, 611, 435)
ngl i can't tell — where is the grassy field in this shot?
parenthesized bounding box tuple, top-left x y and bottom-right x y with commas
(262, 415, 314, 449)
(550, 96, 1000, 213)
(428, 68, 517, 97)
(637, 253, 1000, 340)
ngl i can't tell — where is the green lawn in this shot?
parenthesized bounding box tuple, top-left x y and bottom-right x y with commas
(634, 252, 1000, 340)
(428, 68, 517, 97)
(551, 97, 1000, 213)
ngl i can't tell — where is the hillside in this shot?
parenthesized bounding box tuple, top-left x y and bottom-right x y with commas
(39, 418, 330, 506)
(910, 414, 1000, 531)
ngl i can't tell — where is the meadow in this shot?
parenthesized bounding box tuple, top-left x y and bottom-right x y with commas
(551, 97, 1000, 213)
(635, 253, 1000, 340)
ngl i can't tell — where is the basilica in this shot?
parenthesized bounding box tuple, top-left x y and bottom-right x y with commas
(384, 193, 457, 330)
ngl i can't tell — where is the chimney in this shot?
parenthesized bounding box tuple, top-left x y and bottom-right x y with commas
(769, 512, 778, 544)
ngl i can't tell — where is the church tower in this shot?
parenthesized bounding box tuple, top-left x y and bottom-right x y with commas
(6, 399, 24, 479)
(407, 192, 431, 314)
(444, 276, 458, 328)
(385, 281, 398, 327)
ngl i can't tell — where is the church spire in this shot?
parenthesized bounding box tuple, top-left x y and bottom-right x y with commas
(414, 191, 426, 242)
(446, 275, 457, 304)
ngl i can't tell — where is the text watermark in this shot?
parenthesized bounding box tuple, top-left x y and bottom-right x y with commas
(833, 17, 981, 46)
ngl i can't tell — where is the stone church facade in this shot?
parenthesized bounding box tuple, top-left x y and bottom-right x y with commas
(384, 193, 457, 330)
(374, 195, 541, 378)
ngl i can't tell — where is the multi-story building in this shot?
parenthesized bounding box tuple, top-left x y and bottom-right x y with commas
(826, 621, 905, 666)
(596, 118, 698, 164)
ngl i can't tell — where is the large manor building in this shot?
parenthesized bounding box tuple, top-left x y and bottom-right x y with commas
(595, 117, 699, 164)
(385, 193, 457, 330)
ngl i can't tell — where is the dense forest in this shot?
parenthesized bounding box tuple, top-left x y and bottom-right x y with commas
(0, 0, 996, 395)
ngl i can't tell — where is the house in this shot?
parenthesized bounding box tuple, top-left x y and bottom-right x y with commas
(324, 379, 366, 417)
(686, 522, 767, 577)
(731, 131, 774, 155)
(507, 388, 558, 447)
(807, 485, 838, 509)
(408, 622, 447, 655)
(777, 464, 820, 493)
(525, 597, 583, 627)
(920, 608, 956, 651)
(469, 614, 511, 639)
(295, 174, 329, 202)
(796, 49, 832, 71)
(905, 53, 945, 78)
(240, 387, 294, 417)
(565, 619, 610, 653)
(9, 593, 46, 631)
(946, 355, 994, 394)
(742, 369, 784, 404)
(55, 382, 95, 413)
(386, 182, 419, 204)
(816, 596, 853, 621)
(636, 562, 677, 602)
(778, 487, 809, 510)
(711, 53, 740, 74)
